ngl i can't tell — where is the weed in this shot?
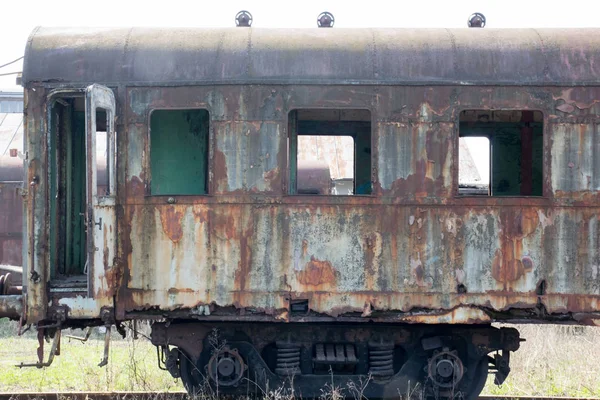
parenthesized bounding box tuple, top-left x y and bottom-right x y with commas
(2, 321, 600, 397)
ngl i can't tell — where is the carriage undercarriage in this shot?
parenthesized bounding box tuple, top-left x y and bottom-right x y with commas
(152, 321, 519, 400)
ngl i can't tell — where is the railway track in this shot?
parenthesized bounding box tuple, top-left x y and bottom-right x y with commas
(0, 393, 597, 400)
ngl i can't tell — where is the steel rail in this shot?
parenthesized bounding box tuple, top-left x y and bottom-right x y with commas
(0, 393, 598, 400)
(0, 393, 185, 400)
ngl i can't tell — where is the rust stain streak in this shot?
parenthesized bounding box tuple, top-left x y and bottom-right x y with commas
(297, 257, 337, 289)
(492, 209, 539, 285)
(159, 207, 184, 242)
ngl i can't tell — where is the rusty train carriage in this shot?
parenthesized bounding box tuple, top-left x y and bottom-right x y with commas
(2, 26, 600, 398)
(0, 107, 25, 269)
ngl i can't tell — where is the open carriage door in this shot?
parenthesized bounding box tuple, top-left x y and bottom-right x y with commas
(85, 84, 117, 311)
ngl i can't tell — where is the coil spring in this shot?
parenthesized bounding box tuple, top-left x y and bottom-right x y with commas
(0, 273, 11, 295)
(368, 344, 394, 377)
(275, 343, 301, 375)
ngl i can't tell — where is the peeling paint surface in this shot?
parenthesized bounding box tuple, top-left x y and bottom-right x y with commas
(115, 84, 600, 324)
(15, 28, 600, 326)
(214, 121, 281, 193)
(123, 201, 600, 318)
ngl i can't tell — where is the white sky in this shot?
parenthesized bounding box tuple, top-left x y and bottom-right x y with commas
(463, 137, 490, 185)
(1, 0, 600, 91)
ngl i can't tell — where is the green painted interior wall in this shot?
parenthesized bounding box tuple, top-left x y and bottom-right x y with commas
(150, 109, 209, 195)
(49, 104, 59, 278)
(49, 103, 87, 277)
(64, 111, 86, 275)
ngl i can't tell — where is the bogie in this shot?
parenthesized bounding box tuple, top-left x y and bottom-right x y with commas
(152, 322, 519, 399)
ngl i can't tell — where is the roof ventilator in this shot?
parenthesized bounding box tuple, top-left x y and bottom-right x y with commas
(317, 12, 335, 28)
(235, 10, 253, 27)
(468, 12, 486, 28)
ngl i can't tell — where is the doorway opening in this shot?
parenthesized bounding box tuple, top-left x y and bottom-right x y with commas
(48, 95, 112, 289)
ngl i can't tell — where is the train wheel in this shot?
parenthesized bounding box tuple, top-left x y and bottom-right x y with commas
(462, 357, 489, 400)
(178, 350, 205, 395)
(423, 351, 489, 400)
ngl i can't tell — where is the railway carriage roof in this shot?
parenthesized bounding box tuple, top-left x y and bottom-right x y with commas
(22, 27, 600, 86)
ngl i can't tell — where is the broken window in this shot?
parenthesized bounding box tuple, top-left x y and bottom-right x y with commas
(95, 109, 110, 197)
(150, 109, 209, 195)
(289, 109, 372, 195)
(458, 110, 543, 196)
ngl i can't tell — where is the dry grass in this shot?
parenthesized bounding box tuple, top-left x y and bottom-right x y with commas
(1, 320, 600, 397)
(0, 320, 182, 393)
(482, 324, 600, 397)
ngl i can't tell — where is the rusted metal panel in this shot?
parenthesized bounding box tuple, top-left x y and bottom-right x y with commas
(551, 123, 600, 193)
(213, 121, 281, 194)
(22, 28, 600, 87)
(128, 86, 284, 123)
(110, 84, 600, 326)
(23, 87, 49, 323)
(14, 77, 600, 327)
(376, 122, 453, 199)
(122, 203, 599, 319)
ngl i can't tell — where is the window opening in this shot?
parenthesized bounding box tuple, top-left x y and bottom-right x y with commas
(150, 109, 209, 195)
(289, 109, 372, 195)
(458, 110, 543, 197)
(297, 136, 355, 195)
(95, 109, 109, 196)
(458, 137, 490, 195)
